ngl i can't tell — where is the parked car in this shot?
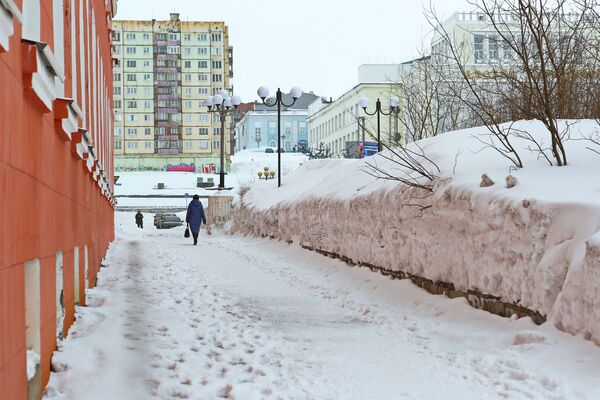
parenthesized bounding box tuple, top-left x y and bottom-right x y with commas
(264, 147, 274, 153)
(277, 148, 286, 153)
(154, 213, 183, 229)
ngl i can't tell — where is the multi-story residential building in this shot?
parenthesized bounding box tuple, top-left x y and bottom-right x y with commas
(307, 65, 404, 157)
(0, 0, 116, 398)
(112, 14, 234, 171)
(235, 93, 319, 152)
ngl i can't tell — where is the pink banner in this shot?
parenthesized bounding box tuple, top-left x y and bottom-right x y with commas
(166, 163, 196, 172)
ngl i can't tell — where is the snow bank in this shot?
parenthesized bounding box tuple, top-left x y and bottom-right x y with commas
(231, 120, 600, 344)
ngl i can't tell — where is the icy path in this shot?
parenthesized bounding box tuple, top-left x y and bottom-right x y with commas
(45, 213, 600, 400)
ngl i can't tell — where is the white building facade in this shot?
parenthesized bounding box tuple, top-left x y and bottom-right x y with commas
(307, 65, 404, 157)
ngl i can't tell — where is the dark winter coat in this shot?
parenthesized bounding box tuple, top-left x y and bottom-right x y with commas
(186, 199, 207, 234)
(135, 212, 143, 223)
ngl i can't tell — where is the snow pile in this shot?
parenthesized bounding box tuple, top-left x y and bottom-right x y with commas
(232, 120, 600, 344)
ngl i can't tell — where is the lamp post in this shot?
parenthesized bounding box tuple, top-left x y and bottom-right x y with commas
(205, 90, 242, 189)
(358, 97, 400, 153)
(257, 86, 303, 188)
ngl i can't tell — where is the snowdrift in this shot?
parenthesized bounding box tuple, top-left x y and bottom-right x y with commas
(231, 120, 600, 344)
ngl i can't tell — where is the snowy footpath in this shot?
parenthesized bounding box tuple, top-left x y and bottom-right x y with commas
(44, 212, 600, 400)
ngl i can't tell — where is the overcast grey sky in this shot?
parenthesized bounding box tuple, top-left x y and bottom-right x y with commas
(117, 0, 471, 101)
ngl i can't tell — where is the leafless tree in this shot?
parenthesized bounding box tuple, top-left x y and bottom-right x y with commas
(389, 55, 470, 142)
(428, 0, 600, 166)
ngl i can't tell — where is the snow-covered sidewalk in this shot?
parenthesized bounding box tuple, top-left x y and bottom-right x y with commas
(45, 212, 600, 400)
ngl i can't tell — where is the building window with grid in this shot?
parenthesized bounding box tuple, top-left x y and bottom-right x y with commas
(114, 100, 121, 109)
(198, 33, 207, 41)
(199, 140, 209, 149)
(184, 61, 191, 68)
(114, 73, 121, 81)
(126, 101, 137, 109)
(126, 46, 136, 54)
(127, 128, 137, 135)
(211, 60, 222, 69)
(184, 33, 191, 41)
(143, 33, 150, 40)
(199, 128, 209, 135)
(199, 74, 208, 81)
(143, 47, 150, 54)
(185, 128, 192, 135)
(127, 141, 138, 149)
(126, 74, 136, 82)
(474, 35, 485, 63)
(144, 141, 152, 149)
(198, 60, 208, 68)
(212, 74, 222, 82)
(198, 47, 208, 55)
(144, 128, 152, 135)
(126, 33, 136, 40)
(211, 33, 222, 42)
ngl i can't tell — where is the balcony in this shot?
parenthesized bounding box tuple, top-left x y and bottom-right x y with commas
(157, 148, 180, 155)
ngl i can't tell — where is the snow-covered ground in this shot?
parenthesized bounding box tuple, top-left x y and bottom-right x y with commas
(44, 212, 600, 399)
(234, 120, 600, 343)
(114, 150, 307, 208)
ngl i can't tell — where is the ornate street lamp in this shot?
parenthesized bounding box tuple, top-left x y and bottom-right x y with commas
(359, 96, 400, 153)
(257, 86, 303, 188)
(206, 91, 242, 189)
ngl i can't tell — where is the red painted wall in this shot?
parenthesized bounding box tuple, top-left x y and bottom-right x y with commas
(0, 0, 116, 398)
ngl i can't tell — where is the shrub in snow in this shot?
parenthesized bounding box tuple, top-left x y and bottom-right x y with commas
(480, 174, 495, 187)
(505, 175, 517, 189)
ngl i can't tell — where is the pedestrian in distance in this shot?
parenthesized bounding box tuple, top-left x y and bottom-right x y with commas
(135, 211, 144, 229)
(185, 194, 207, 245)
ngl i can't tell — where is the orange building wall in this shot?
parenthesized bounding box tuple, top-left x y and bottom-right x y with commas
(0, 0, 117, 398)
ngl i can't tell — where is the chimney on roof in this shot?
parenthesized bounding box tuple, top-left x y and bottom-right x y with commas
(170, 13, 180, 22)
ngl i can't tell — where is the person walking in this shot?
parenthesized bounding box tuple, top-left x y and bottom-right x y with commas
(185, 194, 207, 245)
(135, 211, 144, 229)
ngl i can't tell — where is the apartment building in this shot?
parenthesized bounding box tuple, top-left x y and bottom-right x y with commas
(0, 0, 116, 398)
(112, 14, 233, 171)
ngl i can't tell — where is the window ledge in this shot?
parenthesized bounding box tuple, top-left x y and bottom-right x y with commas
(0, 0, 21, 52)
(21, 39, 66, 112)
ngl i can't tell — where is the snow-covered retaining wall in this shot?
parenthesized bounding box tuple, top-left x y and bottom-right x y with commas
(232, 184, 600, 343)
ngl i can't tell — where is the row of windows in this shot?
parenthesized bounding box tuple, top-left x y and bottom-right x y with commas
(312, 105, 360, 142)
(115, 100, 210, 109)
(112, 32, 222, 43)
(254, 122, 307, 137)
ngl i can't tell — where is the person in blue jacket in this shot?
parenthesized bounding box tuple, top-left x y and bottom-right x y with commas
(185, 194, 207, 245)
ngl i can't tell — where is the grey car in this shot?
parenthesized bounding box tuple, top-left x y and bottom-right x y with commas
(154, 214, 184, 229)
